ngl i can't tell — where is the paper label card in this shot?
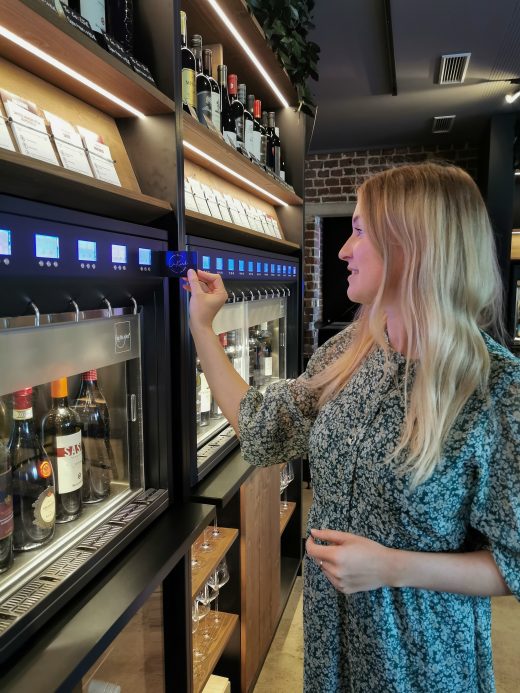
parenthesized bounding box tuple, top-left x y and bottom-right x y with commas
(0, 118, 15, 152)
(189, 178, 204, 197)
(44, 111, 93, 176)
(207, 201, 222, 219)
(219, 205, 233, 223)
(185, 191, 198, 212)
(1, 91, 59, 165)
(194, 195, 212, 216)
(77, 126, 121, 186)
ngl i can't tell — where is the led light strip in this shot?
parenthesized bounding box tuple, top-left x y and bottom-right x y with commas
(205, 0, 290, 108)
(183, 140, 288, 206)
(0, 25, 145, 118)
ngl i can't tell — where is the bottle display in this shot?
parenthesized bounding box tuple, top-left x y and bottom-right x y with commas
(279, 134, 286, 181)
(191, 35, 212, 127)
(199, 370, 211, 428)
(261, 110, 269, 168)
(8, 388, 55, 551)
(42, 378, 83, 523)
(180, 11, 197, 114)
(259, 322, 273, 383)
(202, 48, 221, 132)
(238, 84, 254, 157)
(227, 74, 244, 146)
(248, 94, 261, 161)
(0, 438, 13, 572)
(267, 113, 281, 175)
(254, 100, 266, 166)
(218, 64, 237, 148)
(73, 371, 113, 504)
(248, 326, 263, 387)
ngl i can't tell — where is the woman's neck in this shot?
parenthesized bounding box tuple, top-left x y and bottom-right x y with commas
(385, 308, 412, 356)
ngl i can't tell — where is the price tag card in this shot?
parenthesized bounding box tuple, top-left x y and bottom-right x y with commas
(184, 177, 193, 193)
(185, 191, 198, 212)
(230, 208, 243, 226)
(100, 34, 133, 69)
(2, 91, 59, 165)
(0, 118, 15, 152)
(189, 178, 204, 197)
(77, 126, 121, 186)
(194, 194, 212, 216)
(224, 193, 238, 210)
(260, 214, 273, 235)
(61, 5, 100, 43)
(44, 111, 93, 177)
(130, 57, 157, 86)
(219, 204, 233, 223)
(207, 200, 223, 219)
(201, 183, 217, 203)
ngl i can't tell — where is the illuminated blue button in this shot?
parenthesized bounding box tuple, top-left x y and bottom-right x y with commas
(264, 263, 269, 273)
(202, 255, 211, 270)
(257, 262, 262, 273)
(228, 258, 235, 271)
(248, 261, 254, 272)
(283, 265, 287, 274)
(239, 259, 245, 272)
(216, 257, 223, 271)
(271, 264, 275, 274)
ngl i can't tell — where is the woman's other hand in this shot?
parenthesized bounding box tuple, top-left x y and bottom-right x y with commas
(306, 528, 395, 594)
(184, 269, 229, 333)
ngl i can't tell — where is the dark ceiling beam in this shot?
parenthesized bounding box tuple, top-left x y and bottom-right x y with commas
(383, 0, 398, 96)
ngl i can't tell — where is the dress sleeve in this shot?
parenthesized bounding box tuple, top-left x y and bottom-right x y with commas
(238, 324, 354, 467)
(469, 361, 520, 599)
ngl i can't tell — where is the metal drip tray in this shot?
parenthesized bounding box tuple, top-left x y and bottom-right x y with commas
(0, 489, 167, 637)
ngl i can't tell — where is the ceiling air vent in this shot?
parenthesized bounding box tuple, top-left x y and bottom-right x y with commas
(432, 115, 456, 134)
(438, 53, 471, 84)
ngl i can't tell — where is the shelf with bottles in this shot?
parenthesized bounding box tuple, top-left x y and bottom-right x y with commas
(191, 525, 238, 599)
(181, 0, 297, 109)
(0, 0, 174, 117)
(0, 54, 172, 222)
(183, 112, 303, 207)
(193, 611, 238, 693)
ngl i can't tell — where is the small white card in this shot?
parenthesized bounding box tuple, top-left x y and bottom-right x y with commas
(0, 118, 15, 152)
(194, 194, 212, 216)
(184, 177, 193, 193)
(207, 200, 222, 219)
(219, 205, 233, 223)
(77, 126, 121, 186)
(201, 183, 217, 202)
(230, 208, 243, 226)
(224, 193, 237, 210)
(185, 191, 198, 212)
(44, 111, 93, 177)
(2, 94, 59, 166)
(189, 178, 204, 197)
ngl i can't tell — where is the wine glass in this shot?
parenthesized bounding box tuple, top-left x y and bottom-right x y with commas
(192, 600, 205, 662)
(200, 525, 213, 552)
(211, 514, 221, 538)
(211, 558, 230, 625)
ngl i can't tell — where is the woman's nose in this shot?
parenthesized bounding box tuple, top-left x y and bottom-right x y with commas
(338, 237, 352, 261)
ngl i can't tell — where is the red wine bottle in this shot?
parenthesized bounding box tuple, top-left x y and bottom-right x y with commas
(191, 34, 212, 127)
(42, 378, 83, 523)
(218, 64, 237, 148)
(202, 48, 221, 132)
(73, 370, 113, 503)
(228, 74, 244, 146)
(9, 388, 55, 551)
(180, 11, 196, 114)
(0, 438, 13, 572)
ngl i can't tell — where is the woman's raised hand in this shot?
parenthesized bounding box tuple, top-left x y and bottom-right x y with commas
(184, 269, 229, 333)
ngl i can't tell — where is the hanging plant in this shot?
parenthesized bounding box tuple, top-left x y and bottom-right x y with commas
(245, 0, 320, 117)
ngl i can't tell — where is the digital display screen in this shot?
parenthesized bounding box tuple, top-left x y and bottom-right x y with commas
(257, 262, 262, 273)
(248, 261, 254, 272)
(277, 264, 281, 274)
(271, 264, 275, 274)
(239, 259, 245, 272)
(202, 255, 211, 270)
(293, 267, 297, 276)
(78, 240, 97, 262)
(35, 234, 59, 259)
(264, 263, 269, 273)
(228, 258, 235, 271)
(283, 265, 287, 274)
(139, 248, 152, 266)
(0, 229, 11, 256)
(216, 257, 223, 271)
(112, 244, 127, 264)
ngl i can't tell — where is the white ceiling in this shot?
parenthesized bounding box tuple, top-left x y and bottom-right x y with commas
(307, 0, 520, 153)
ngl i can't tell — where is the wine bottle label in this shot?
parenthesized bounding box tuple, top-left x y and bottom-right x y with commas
(55, 431, 83, 493)
(244, 121, 254, 156)
(13, 407, 33, 421)
(33, 488, 55, 528)
(252, 131, 262, 160)
(182, 69, 197, 109)
(264, 356, 273, 377)
(211, 93, 221, 131)
(235, 117, 244, 143)
(197, 90, 212, 122)
(200, 374, 211, 412)
(280, 170, 286, 182)
(223, 130, 237, 149)
(0, 470, 13, 540)
(79, 0, 106, 33)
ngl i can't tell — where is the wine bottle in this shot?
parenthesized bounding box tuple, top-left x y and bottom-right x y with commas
(248, 94, 261, 161)
(218, 65, 237, 148)
(42, 378, 83, 523)
(199, 371, 211, 427)
(180, 11, 197, 114)
(191, 35, 212, 127)
(262, 110, 270, 169)
(268, 113, 281, 176)
(73, 371, 113, 504)
(238, 84, 254, 157)
(202, 48, 221, 132)
(106, 0, 134, 53)
(0, 438, 13, 572)
(227, 74, 244, 146)
(259, 322, 273, 383)
(0, 396, 11, 440)
(248, 328, 263, 387)
(279, 149, 286, 182)
(254, 100, 266, 166)
(9, 388, 55, 551)
(69, 0, 107, 33)
(195, 364, 202, 426)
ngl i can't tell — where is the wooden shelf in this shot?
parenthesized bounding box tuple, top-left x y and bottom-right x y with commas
(279, 501, 296, 536)
(0, 0, 175, 117)
(186, 209, 300, 253)
(185, 0, 297, 109)
(183, 113, 303, 207)
(191, 527, 239, 599)
(193, 611, 239, 693)
(0, 147, 172, 223)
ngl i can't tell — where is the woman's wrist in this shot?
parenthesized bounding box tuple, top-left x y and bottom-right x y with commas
(189, 322, 215, 340)
(383, 547, 407, 588)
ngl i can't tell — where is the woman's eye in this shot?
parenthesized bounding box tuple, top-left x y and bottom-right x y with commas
(353, 227, 363, 236)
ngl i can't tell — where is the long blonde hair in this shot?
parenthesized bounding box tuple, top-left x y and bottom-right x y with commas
(310, 162, 505, 487)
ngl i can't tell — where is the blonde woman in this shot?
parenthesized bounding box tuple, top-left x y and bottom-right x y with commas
(186, 162, 520, 692)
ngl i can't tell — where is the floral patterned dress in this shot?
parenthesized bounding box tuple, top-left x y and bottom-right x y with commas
(238, 326, 520, 693)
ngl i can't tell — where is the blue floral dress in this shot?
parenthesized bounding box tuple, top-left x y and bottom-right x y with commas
(238, 326, 520, 692)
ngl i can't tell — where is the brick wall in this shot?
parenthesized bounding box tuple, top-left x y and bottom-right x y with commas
(303, 143, 480, 357)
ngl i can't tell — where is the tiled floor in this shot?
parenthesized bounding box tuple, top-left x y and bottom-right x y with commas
(254, 484, 520, 692)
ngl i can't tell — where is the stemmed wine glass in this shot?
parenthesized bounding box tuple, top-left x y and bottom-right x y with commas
(210, 558, 230, 626)
(280, 461, 294, 512)
(192, 600, 206, 662)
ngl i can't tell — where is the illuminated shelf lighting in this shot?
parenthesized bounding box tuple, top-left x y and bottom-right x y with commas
(506, 90, 520, 104)
(205, 0, 290, 108)
(0, 25, 145, 118)
(183, 140, 288, 207)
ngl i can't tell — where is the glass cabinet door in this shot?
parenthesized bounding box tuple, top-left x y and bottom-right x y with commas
(246, 298, 287, 392)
